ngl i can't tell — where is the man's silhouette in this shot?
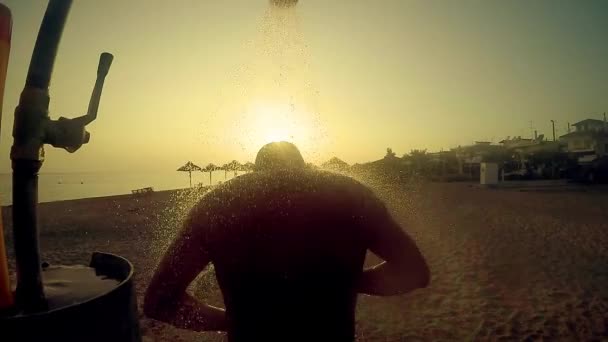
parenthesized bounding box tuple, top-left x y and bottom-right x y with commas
(144, 142, 429, 341)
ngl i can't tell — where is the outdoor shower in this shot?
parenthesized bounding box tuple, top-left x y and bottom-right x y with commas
(0, 1, 140, 341)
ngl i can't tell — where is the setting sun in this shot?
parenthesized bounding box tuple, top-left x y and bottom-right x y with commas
(235, 101, 328, 161)
(254, 103, 300, 142)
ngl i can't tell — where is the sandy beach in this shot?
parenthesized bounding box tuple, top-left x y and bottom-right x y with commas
(3, 180, 608, 341)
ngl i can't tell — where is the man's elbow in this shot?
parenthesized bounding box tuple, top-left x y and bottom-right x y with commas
(412, 254, 431, 288)
(143, 287, 171, 322)
(416, 263, 430, 289)
(143, 292, 161, 320)
(402, 261, 430, 292)
(388, 261, 430, 295)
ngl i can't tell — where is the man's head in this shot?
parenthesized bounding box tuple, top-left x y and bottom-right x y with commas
(254, 141, 306, 172)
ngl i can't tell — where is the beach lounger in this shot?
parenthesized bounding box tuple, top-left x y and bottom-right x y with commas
(131, 187, 154, 195)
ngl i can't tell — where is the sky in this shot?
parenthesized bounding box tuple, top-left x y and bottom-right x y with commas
(0, 0, 607, 172)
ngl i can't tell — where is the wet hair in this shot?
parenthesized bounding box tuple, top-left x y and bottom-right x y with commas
(254, 141, 306, 171)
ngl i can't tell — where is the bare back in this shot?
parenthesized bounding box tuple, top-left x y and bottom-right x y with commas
(193, 169, 384, 341)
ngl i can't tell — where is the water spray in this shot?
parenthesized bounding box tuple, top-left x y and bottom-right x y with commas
(270, 0, 299, 7)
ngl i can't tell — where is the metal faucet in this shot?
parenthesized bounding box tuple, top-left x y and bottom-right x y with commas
(10, 0, 113, 312)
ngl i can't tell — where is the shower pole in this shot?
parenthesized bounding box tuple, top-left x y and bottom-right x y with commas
(11, 0, 113, 313)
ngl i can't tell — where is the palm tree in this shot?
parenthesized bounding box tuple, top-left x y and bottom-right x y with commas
(203, 163, 219, 185)
(227, 160, 242, 177)
(385, 148, 397, 159)
(221, 163, 230, 180)
(407, 149, 430, 176)
(242, 162, 255, 173)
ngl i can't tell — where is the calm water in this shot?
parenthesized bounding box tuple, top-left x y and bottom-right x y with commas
(0, 170, 238, 205)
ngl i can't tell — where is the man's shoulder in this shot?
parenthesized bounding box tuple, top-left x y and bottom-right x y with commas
(201, 169, 374, 202)
(313, 170, 367, 188)
(302, 170, 383, 204)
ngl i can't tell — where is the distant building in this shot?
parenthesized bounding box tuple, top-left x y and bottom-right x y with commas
(559, 119, 608, 160)
(500, 137, 534, 150)
(452, 142, 504, 163)
(571, 119, 606, 133)
(500, 134, 561, 155)
(427, 150, 460, 175)
(451, 142, 505, 176)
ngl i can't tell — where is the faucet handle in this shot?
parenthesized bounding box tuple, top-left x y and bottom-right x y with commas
(97, 52, 113, 78)
(44, 52, 113, 152)
(76, 52, 113, 126)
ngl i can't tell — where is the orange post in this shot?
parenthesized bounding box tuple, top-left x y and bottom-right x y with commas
(0, 3, 13, 311)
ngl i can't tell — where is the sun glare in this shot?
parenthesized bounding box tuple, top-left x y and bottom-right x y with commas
(235, 101, 328, 161)
(249, 102, 306, 143)
(265, 129, 292, 143)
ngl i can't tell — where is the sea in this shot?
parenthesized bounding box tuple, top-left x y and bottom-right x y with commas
(0, 170, 236, 205)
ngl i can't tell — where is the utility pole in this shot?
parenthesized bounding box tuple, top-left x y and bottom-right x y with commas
(529, 121, 535, 138)
(551, 120, 556, 141)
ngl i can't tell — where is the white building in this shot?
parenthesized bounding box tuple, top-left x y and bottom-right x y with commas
(559, 119, 608, 159)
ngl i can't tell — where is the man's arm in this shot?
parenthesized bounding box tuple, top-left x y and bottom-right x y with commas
(357, 192, 430, 296)
(143, 205, 227, 331)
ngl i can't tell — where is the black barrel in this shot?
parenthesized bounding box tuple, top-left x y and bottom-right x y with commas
(0, 252, 141, 342)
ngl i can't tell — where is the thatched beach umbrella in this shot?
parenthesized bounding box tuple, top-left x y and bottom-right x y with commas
(203, 163, 220, 185)
(177, 161, 203, 188)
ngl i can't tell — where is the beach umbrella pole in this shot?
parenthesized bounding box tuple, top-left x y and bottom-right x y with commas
(178, 162, 202, 188)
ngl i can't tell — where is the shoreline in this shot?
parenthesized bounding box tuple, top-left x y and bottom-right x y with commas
(0, 186, 215, 208)
(1, 189, 179, 208)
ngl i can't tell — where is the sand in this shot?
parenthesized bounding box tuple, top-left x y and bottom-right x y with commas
(2, 180, 608, 341)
